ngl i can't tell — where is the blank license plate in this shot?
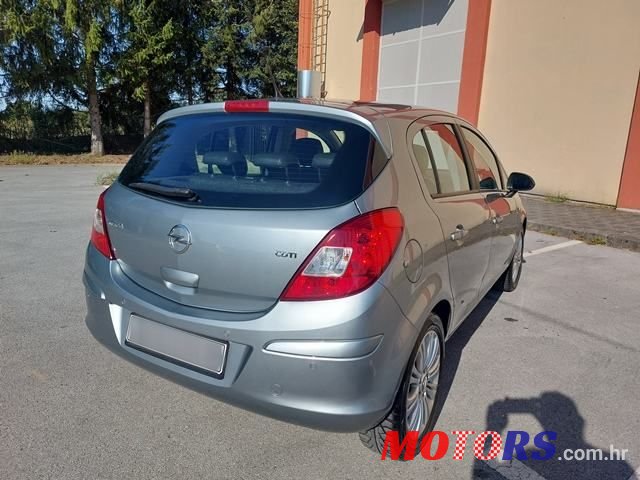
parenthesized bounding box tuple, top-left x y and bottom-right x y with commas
(126, 315, 227, 378)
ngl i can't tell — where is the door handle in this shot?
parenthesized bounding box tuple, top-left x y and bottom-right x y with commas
(450, 225, 468, 241)
(492, 215, 504, 225)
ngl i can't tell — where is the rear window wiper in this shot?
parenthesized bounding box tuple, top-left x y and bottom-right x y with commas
(128, 182, 200, 202)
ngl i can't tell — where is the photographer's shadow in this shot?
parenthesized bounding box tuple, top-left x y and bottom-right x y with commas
(477, 392, 633, 480)
(428, 294, 634, 479)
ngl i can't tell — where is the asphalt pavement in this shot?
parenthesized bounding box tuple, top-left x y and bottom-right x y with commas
(1, 165, 639, 479)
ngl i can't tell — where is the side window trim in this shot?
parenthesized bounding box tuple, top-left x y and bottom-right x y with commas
(419, 129, 442, 195)
(406, 122, 440, 200)
(406, 116, 485, 201)
(427, 122, 474, 198)
(452, 122, 481, 192)
(407, 114, 507, 200)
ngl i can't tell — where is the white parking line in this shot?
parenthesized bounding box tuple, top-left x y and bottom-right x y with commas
(485, 458, 547, 480)
(524, 240, 583, 258)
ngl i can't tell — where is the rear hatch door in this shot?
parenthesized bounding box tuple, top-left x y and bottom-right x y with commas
(105, 183, 359, 312)
(105, 110, 378, 313)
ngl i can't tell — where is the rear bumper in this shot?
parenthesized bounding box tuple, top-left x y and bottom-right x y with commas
(83, 244, 417, 432)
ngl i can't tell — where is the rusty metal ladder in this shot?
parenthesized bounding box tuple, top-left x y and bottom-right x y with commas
(312, 0, 330, 98)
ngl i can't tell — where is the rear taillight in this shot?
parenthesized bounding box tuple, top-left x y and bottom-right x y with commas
(90, 189, 115, 259)
(281, 208, 404, 301)
(224, 99, 269, 112)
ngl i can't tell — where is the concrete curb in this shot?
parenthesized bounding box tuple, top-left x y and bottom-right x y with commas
(527, 222, 640, 252)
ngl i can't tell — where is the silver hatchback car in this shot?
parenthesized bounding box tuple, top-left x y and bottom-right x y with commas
(84, 99, 534, 453)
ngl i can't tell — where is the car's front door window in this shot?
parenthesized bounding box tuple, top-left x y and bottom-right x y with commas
(461, 127, 502, 191)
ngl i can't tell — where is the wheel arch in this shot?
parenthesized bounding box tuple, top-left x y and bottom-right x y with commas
(431, 299, 452, 338)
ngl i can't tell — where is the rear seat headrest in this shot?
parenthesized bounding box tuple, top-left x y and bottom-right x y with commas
(203, 151, 246, 166)
(291, 137, 324, 167)
(252, 153, 298, 168)
(312, 153, 335, 169)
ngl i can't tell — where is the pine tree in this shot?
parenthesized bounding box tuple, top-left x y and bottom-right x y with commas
(1, 0, 117, 155)
(1, 0, 301, 149)
(250, 0, 298, 98)
(200, 0, 253, 100)
(198, 0, 298, 100)
(117, 0, 175, 136)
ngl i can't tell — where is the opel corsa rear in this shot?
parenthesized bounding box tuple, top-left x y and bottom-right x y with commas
(84, 99, 533, 453)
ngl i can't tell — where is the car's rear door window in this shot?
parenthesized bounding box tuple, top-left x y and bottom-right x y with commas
(460, 126, 503, 190)
(119, 113, 378, 209)
(422, 124, 471, 195)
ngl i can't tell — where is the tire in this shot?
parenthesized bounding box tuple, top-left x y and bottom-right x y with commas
(359, 313, 445, 459)
(496, 229, 524, 292)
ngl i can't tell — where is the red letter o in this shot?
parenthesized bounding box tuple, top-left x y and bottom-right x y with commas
(420, 431, 449, 460)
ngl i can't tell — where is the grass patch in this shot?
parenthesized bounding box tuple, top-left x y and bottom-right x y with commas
(0, 152, 129, 166)
(585, 235, 607, 246)
(97, 171, 120, 186)
(576, 235, 607, 245)
(545, 193, 569, 203)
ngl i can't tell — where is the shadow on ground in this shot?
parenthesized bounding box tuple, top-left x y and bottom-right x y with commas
(474, 392, 634, 479)
(429, 292, 634, 479)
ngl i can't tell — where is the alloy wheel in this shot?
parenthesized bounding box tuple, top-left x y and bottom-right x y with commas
(405, 330, 440, 432)
(511, 233, 524, 284)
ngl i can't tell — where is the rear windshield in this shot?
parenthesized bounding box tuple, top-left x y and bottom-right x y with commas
(118, 113, 380, 209)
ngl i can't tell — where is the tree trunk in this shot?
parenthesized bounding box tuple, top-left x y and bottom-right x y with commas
(143, 80, 152, 137)
(187, 76, 193, 105)
(87, 67, 104, 156)
(225, 61, 236, 100)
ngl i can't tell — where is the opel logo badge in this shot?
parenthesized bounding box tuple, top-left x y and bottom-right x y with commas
(168, 225, 192, 254)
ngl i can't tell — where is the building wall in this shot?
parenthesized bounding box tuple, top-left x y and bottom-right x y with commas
(377, 0, 468, 112)
(323, 0, 366, 100)
(478, 0, 640, 205)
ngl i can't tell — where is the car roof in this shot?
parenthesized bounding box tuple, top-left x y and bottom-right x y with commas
(158, 98, 459, 123)
(302, 98, 458, 120)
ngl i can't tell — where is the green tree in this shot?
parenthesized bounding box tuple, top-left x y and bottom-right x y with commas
(199, 0, 298, 101)
(1, 0, 117, 154)
(117, 0, 174, 136)
(1, 0, 301, 151)
(249, 0, 298, 98)
(169, 0, 211, 104)
(200, 0, 253, 101)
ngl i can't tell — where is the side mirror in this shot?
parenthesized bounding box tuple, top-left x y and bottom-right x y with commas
(507, 172, 535, 192)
